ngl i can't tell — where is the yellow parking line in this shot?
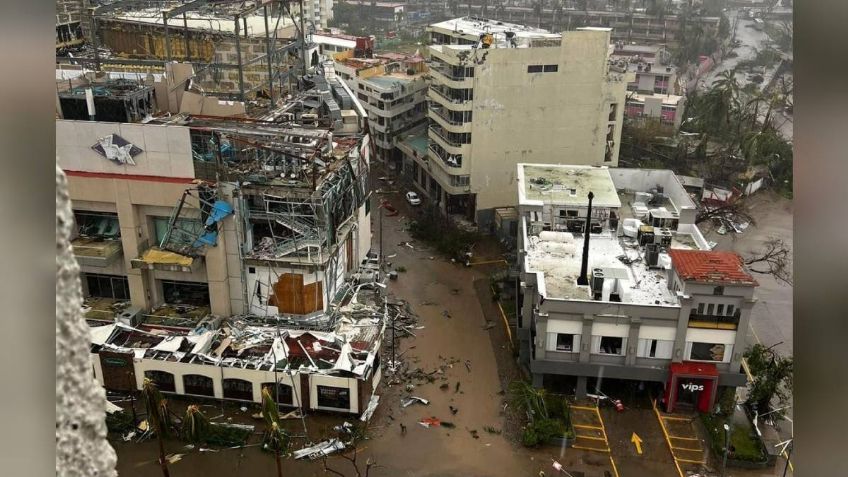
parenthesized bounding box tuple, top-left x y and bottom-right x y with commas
(654, 399, 684, 477)
(669, 436, 700, 441)
(571, 405, 601, 411)
(609, 456, 620, 477)
(662, 415, 693, 421)
(573, 445, 610, 453)
(676, 458, 706, 464)
(573, 424, 604, 429)
(782, 450, 794, 472)
(671, 445, 703, 452)
(575, 435, 608, 441)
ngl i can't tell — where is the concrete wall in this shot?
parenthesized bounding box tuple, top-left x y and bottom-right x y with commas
(427, 29, 628, 222)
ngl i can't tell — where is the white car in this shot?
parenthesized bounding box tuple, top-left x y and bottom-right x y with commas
(405, 191, 422, 206)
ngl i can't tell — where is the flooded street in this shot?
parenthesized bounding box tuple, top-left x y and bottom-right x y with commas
(112, 191, 625, 476)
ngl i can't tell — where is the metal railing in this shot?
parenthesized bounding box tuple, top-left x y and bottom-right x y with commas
(429, 125, 464, 148)
(430, 105, 466, 127)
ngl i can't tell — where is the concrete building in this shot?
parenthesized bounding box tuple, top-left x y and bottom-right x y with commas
(625, 92, 686, 130)
(297, 0, 335, 31)
(56, 0, 84, 50)
(339, 1, 406, 28)
(312, 31, 358, 57)
(416, 17, 631, 226)
(333, 51, 430, 165)
(57, 64, 383, 415)
(610, 43, 679, 95)
(515, 164, 753, 413)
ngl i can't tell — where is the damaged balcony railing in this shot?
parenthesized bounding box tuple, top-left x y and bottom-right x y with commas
(160, 185, 234, 257)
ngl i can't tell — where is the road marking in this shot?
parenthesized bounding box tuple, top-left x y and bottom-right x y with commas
(653, 399, 705, 477)
(572, 445, 610, 453)
(576, 435, 608, 441)
(490, 285, 514, 349)
(631, 432, 643, 455)
(472, 259, 509, 266)
(571, 405, 601, 411)
(609, 455, 620, 477)
(574, 424, 604, 430)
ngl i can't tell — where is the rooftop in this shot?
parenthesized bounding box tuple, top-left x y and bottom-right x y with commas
(629, 92, 684, 106)
(518, 164, 621, 208)
(400, 128, 429, 158)
(429, 16, 561, 48)
(105, 8, 294, 37)
(668, 250, 758, 286)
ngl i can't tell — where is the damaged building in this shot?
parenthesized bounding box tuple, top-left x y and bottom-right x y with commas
(515, 164, 755, 413)
(56, 61, 382, 414)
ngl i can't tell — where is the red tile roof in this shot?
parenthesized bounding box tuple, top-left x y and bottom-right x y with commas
(668, 249, 758, 286)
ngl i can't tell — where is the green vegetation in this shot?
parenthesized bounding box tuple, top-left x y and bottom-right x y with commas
(737, 47, 783, 72)
(744, 344, 793, 421)
(509, 381, 574, 447)
(408, 209, 479, 261)
(701, 413, 766, 463)
(105, 409, 135, 434)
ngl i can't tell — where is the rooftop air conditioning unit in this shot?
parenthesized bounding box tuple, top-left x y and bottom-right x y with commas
(117, 307, 143, 327)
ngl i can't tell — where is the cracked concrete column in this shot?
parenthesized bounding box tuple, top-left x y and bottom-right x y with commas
(56, 166, 117, 477)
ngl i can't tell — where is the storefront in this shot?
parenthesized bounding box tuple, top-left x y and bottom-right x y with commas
(664, 362, 719, 413)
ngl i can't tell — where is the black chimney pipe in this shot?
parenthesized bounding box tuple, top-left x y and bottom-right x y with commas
(577, 191, 594, 286)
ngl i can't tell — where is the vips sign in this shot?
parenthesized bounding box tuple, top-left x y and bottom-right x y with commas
(681, 382, 704, 392)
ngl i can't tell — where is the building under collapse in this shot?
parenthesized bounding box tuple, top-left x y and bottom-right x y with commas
(56, 62, 382, 414)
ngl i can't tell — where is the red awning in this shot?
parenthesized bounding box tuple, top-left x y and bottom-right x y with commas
(670, 361, 719, 377)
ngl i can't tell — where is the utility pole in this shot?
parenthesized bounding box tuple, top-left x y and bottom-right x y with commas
(721, 423, 731, 477)
(782, 441, 793, 477)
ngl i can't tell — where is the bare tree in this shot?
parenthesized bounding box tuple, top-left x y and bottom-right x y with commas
(695, 197, 755, 227)
(744, 237, 793, 286)
(322, 423, 378, 477)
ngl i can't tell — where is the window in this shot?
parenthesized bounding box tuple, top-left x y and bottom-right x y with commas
(527, 65, 544, 73)
(716, 304, 725, 315)
(161, 280, 210, 307)
(261, 382, 293, 405)
(556, 334, 575, 352)
(706, 303, 715, 315)
(697, 303, 705, 314)
(726, 305, 735, 316)
(144, 370, 176, 392)
(317, 385, 351, 410)
(223, 378, 254, 401)
(543, 64, 558, 72)
(85, 274, 130, 300)
(153, 216, 203, 248)
(690, 342, 727, 362)
(599, 336, 624, 355)
(183, 374, 214, 396)
(75, 211, 121, 239)
(713, 286, 724, 295)
(638, 339, 673, 359)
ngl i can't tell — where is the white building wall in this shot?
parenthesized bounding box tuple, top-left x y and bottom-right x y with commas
(310, 374, 359, 413)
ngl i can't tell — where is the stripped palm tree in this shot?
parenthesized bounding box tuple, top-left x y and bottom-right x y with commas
(141, 378, 173, 477)
(181, 404, 210, 445)
(262, 386, 290, 477)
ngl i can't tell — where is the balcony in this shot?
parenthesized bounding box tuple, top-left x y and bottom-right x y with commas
(688, 311, 740, 330)
(429, 65, 473, 88)
(428, 125, 469, 158)
(429, 105, 471, 132)
(428, 87, 472, 111)
(428, 142, 462, 168)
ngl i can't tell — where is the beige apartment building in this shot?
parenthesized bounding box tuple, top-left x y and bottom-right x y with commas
(415, 17, 632, 226)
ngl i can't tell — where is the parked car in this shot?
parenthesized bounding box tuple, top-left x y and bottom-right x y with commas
(405, 191, 421, 206)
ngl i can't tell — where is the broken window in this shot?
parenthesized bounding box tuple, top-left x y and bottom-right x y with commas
(153, 217, 203, 248)
(598, 336, 624, 355)
(75, 211, 121, 240)
(690, 342, 727, 362)
(223, 378, 254, 401)
(556, 334, 575, 352)
(183, 374, 214, 397)
(161, 280, 210, 307)
(638, 339, 673, 359)
(85, 273, 129, 300)
(144, 370, 176, 393)
(317, 385, 350, 410)
(261, 382, 293, 405)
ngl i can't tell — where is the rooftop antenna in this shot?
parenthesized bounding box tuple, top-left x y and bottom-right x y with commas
(577, 191, 594, 286)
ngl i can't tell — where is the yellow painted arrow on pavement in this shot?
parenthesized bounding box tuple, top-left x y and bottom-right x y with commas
(631, 432, 644, 455)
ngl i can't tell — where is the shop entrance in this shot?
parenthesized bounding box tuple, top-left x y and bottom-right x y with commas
(664, 362, 719, 413)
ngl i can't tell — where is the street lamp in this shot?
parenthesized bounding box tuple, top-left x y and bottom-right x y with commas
(721, 423, 731, 477)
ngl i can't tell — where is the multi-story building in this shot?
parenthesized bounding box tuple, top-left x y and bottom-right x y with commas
(610, 43, 679, 95)
(516, 164, 753, 413)
(416, 17, 631, 226)
(56, 0, 84, 50)
(298, 0, 335, 31)
(625, 92, 686, 130)
(57, 64, 384, 415)
(333, 50, 430, 165)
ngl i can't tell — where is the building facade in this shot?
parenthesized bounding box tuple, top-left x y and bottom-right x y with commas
(416, 18, 630, 226)
(515, 164, 752, 413)
(57, 66, 383, 415)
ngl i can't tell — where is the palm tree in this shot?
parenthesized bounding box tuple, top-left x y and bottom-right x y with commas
(181, 404, 210, 445)
(141, 378, 173, 477)
(508, 380, 548, 420)
(262, 386, 291, 477)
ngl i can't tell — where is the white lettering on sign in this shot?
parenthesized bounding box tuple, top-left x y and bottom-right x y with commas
(681, 383, 704, 392)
